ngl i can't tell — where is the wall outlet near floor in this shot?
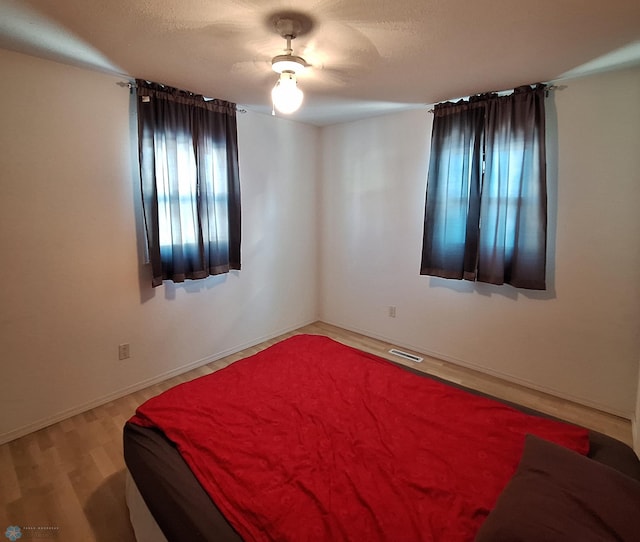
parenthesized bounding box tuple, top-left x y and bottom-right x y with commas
(388, 306, 397, 318)
(118, 343, 130, 360)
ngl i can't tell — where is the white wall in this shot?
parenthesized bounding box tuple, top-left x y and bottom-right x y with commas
(319, 67, 640, 417)
(0, 49, 319, 443)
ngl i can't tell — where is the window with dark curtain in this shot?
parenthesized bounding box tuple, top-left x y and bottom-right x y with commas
(420, 84, 547, 290)
(136, 80, 241, 288)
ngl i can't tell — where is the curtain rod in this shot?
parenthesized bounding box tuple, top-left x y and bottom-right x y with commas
(119, 80, 563, 116)
(426, 84, 566, 113)
(117, 81, 247, 113)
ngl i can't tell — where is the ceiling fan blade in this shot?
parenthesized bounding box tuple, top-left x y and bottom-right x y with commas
(231, 58, 272, 76)
(297, 20, 380, 77)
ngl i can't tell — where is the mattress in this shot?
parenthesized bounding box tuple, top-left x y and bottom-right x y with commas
(123, 338, 640, 542)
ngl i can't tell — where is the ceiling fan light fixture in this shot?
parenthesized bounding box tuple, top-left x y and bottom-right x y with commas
(271, 72, 304, 114)
(271, 54, 307, 74)
(268, 15, 311, 115)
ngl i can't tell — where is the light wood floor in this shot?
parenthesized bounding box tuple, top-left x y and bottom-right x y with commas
(0, 321, 632, 541)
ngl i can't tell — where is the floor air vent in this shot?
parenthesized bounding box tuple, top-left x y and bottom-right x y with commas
(388, 349, 423, 363)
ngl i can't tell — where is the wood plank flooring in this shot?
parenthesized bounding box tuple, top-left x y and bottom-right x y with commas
(0, 321, 633, 541)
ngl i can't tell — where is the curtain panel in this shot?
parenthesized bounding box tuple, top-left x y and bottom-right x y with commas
(420, 85, 547, 290)
(136, 80, 241, 287)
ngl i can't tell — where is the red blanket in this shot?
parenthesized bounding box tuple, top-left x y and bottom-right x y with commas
(130, 334, 589, 541)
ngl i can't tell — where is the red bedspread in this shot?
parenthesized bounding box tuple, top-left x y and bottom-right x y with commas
(130, 334, 589, 542)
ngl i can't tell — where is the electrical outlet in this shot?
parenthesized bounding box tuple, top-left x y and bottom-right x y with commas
(388, 306, 397, 318)
(118, 343, 130, 360)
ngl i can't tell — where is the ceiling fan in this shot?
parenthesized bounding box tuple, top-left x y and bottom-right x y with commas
(269, 16, 311, 115)
(227, 8, 381, 112)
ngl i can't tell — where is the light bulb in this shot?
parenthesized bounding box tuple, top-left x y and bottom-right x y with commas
(271, 72, 303, 114)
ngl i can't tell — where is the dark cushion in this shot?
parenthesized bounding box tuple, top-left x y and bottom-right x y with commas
(475, 434, 640, 542)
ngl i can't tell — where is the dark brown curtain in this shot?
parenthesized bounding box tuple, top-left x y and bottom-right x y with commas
(478, 86, 547, 288)
(136, 80, 241, 287)
(421, 85, 547, 290)
(420, 99, 485, 281)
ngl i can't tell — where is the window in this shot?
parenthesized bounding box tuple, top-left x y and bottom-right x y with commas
(136, 80, 241, 288)
(420, 85, 547, 290)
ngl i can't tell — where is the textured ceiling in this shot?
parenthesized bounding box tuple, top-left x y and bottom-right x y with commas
(1, 0, 640, 125)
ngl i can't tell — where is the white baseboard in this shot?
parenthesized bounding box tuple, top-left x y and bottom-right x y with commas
(323, 319, 632, 421)
(0, 319, 316, 445)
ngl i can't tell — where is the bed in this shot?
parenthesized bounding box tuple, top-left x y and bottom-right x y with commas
(123, 334, 640, 541)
